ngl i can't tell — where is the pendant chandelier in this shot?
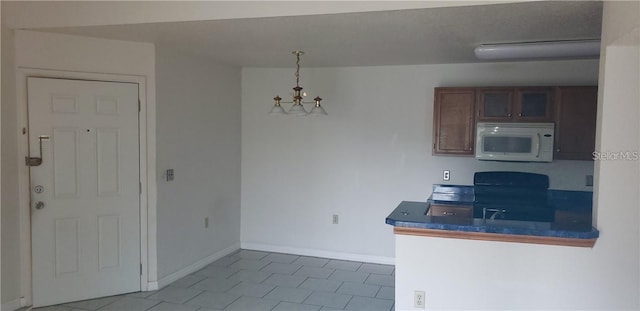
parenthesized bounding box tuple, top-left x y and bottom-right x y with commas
(270, 50, 327, 116)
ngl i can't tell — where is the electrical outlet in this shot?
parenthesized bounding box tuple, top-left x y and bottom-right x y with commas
(414, 290, 425, 308)
(204, 217, 209, 228)
(443, 170, 450, 181)
(332, 214, 339, 224)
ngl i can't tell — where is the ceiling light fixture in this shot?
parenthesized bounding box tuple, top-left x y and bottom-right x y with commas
(270, 50, 327, 116)
(474, 40, 601, 60)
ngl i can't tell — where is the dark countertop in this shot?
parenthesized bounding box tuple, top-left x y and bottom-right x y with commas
(386, 185, 599, 240)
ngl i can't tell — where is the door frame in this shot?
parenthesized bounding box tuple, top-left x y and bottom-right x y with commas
(15, 68, 158, 306)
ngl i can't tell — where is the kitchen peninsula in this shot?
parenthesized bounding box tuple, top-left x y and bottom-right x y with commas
(386, 173, 599, 248)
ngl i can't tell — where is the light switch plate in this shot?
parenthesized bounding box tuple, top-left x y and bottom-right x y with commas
(166, 169, 174, 181)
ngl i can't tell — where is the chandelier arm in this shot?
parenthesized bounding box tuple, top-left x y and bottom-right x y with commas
(276, 101, 317, 104)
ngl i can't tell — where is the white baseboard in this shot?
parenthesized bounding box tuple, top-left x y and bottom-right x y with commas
(155, 242, 241, 289)
(241, 242, 395, 265)
(2, 297, 26, 311)
(147, 281, 159, 291)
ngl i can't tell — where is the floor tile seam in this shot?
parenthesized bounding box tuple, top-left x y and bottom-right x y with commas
(300, 278, 344, 293)
(301, 291, 353, 309)
(330, 271, 371, 284)
(329, 264, 363, 273)
(292, 276, 310, 289)
(92, 297, 161, 311)
(258, 261, 304, 275)
(93, 298, 120, 311)
(326, 268, 341, 281)
(363, 273, 374, 285)
(219, 256, 242, 267)
(373, 285, 384, 300)
(260, 283, 279, 299)
(220, 291, 242, 310)
(294, 259, 330, 269)
(147, 288, 204, 305)
(338, 282, 383, 299)
(342, 293, 356, 311)
(318, 259, 329, 269)
(266, 285, 314, 304)
(288, 263, 305, 275)
(174, 290, 201, 307)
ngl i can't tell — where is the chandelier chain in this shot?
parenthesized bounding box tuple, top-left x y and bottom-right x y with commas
(295, 52, 300, 87)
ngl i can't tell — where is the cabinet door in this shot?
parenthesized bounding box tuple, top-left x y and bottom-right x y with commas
(554, 210, 592, 226)
(428, 204, 473, 218)
(515, 87, 554, 122)
(477, 88, 514, 121)
(554, 86, 598, 160)
(433, 88, 476, 155)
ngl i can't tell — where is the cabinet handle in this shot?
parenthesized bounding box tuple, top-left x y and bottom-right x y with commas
(557, 148, 561, 152)
(443, 211, 456, 216)
(507, 113, 512, 117)
(519, 113, 523, 117)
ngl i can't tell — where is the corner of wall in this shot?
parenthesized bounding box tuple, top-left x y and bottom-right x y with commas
(1, 22, 21, 306)
(154, 46, 241, 282)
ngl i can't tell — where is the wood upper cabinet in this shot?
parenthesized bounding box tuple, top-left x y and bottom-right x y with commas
(477, 87, 553, 122)
(476, 88, 514, 121)
(433, 86, 596, 159)
(433, 88, 476, 156)
(554, 86, 598, 160)
(515, 87, 554, 122)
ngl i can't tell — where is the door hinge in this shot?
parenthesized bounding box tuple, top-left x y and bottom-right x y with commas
(139, 182, 142, 194)
(140, 263, 143, 275)
(138, 99, 141, 112)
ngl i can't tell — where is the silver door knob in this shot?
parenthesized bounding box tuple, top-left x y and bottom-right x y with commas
(35, 201, 45, 210)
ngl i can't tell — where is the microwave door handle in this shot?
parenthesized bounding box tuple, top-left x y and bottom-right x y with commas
(535, 133, 541, 158)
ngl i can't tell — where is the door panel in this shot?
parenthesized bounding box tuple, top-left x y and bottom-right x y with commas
(28, 77, 140, 307)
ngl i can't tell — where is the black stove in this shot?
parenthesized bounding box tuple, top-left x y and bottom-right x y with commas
(473, 171, 554, 222)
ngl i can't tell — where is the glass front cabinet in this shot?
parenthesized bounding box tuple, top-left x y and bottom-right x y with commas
(477, 87, 553, 122)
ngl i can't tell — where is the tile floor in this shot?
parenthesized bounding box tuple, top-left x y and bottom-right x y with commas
(33, 249, 395, 311)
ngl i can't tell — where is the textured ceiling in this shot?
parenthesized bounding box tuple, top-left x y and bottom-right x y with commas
(37, 1, 603, 67)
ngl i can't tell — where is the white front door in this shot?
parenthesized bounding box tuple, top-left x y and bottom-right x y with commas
(28, 77, 141, 307)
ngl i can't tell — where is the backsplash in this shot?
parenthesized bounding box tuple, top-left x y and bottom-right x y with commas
(429, 157, 594, 191)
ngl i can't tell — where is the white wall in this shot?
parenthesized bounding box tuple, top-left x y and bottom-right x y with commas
(395, 1, 639, 309)
(155, 47, 241, 284)
(241, 59, 598, 263)
(1, 4, 5, 308)
(3, 30, 156, 306)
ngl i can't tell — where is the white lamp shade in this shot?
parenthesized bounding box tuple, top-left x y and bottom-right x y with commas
(269, 104, 287, 115)
(474, 40, 601, 60)
(308, 105, 328, 116)
(288, 104, 308, 116)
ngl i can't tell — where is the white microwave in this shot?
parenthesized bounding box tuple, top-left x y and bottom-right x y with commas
(476, 122, 555, 162)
